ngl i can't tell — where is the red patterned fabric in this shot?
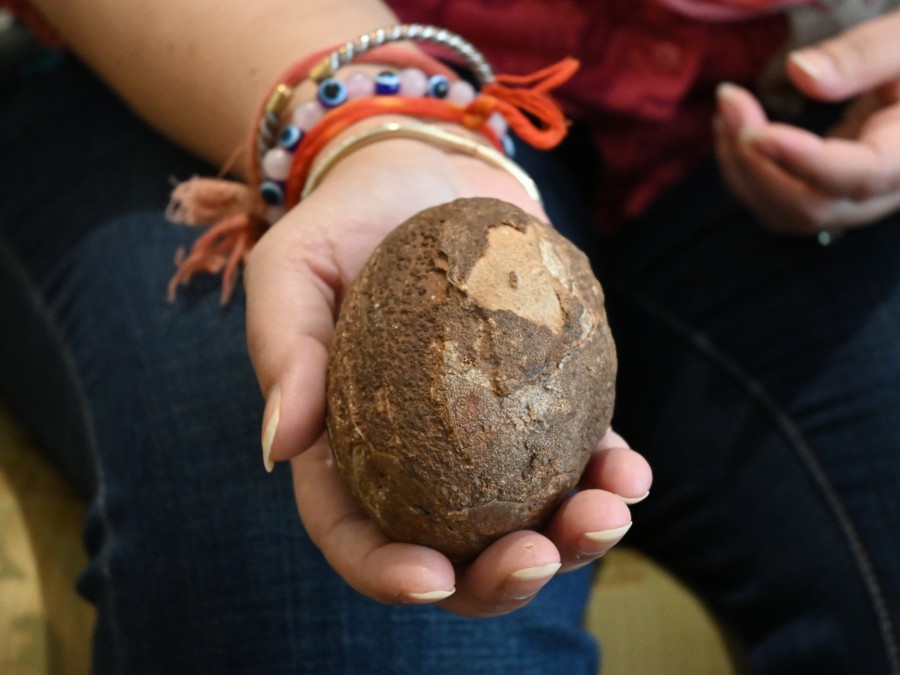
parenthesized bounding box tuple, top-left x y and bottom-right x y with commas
(389, 0, 792, 226)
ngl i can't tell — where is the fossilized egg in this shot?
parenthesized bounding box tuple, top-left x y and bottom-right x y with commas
(326, 197, 616, 561)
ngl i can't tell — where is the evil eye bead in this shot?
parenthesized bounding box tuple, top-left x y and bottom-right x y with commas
(426, 74, 450, 99)
(317, 78, 347, 108)
(278, 125, 303, 152)
(259, 180, 285, 206)
(374, 71, 401, 95)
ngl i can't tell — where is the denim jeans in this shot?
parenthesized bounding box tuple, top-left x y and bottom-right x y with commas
(2, 54, 899, 674)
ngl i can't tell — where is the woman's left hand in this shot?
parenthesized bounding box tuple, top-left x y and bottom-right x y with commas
(714, 9, 900, 238)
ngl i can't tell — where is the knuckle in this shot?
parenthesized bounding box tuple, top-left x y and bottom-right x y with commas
(823, 35, 871, 81)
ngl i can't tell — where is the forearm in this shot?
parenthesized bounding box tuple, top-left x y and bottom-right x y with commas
(30, 0, 399, 168)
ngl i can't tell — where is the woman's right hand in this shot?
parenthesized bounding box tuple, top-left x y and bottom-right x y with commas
(244, 129, 652, 617)
(714, 9, 900, 238)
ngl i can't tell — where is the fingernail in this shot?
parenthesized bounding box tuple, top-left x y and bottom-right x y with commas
(501, 562, 561, 600)
(399, 588, 456, 604)
(739, 127, 780, 160)
(621, 490, 649, 505)
(789, 50, 830, 81)
(715, 82, 743, 136)
(582, 522, 632, 548)
(261, 387, 281, 473)
(716, 81, 740, 101)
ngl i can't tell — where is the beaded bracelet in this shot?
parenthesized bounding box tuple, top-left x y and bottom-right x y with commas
(257, 67, 514, 214)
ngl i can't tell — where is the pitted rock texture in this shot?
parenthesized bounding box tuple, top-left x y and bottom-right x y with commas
(326, 198, 616, 561)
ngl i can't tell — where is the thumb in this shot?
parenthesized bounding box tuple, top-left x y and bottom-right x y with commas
(244, 224, 339, 470)
(787, 9, 900, 101)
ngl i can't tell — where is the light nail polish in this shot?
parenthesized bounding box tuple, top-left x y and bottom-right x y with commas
(502, 562, 562, 600)
(583, 522, 632, 545)
(508, 562, 562, 582)
(400, 588, 456, 603)
(261, 389, 281, 473)
(716, 81, 740, 101)
(621, 490, 650, 505)
(789, 51, 825, 81)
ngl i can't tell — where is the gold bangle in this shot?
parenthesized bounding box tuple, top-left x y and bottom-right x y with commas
(301, 121, 542, 203)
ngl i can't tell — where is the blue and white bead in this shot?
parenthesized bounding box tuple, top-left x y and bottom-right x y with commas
(317, 78, 348, 108)
(374, 70, 401, 95)
(259, 180, 286, 206)
(278, 125, 304, 152)
(426, 74, 450, 99)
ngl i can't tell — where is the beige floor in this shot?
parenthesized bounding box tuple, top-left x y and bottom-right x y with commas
(0, 403, 739, 674)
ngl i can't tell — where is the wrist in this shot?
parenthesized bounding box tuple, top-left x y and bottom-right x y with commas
(299, 120, 546, 223)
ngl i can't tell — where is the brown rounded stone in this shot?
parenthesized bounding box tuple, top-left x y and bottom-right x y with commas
(326, 198, 616, 561)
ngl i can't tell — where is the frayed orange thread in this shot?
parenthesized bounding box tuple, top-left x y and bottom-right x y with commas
(167, 211, 267, 305)
(165, 174, 270, 304)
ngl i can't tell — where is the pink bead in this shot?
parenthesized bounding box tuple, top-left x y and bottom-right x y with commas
(344, 71, 375, 100)
(448, 80, 476, 106)
(292, 101, 324, 131)
(262, 148, 292, 181)
(398, 68, 428, 97)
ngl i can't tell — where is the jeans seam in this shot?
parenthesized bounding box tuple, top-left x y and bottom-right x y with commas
(618, 285, 900, 675)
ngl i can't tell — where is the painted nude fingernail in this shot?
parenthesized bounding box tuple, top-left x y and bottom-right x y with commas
(789, 50, 829, 81)
(502, 562, 562, 600)
(261, 388, 281, 473)
(399, 588, 456, 604)
(583, 522, 632, 547)
(621, 490, 650, 505)
(715, 82, 743, 135)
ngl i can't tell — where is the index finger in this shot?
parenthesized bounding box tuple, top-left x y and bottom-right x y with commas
(748, 120, 900, 199)
(245, 227, 338, 464)
(788, 9, 900, 100)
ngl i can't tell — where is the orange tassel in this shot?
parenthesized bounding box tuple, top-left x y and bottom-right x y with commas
(476, 57, 579, 149)
(166, 177, 265, 226)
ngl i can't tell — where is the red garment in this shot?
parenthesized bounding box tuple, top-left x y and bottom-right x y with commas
(389, 0, 789, 226)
